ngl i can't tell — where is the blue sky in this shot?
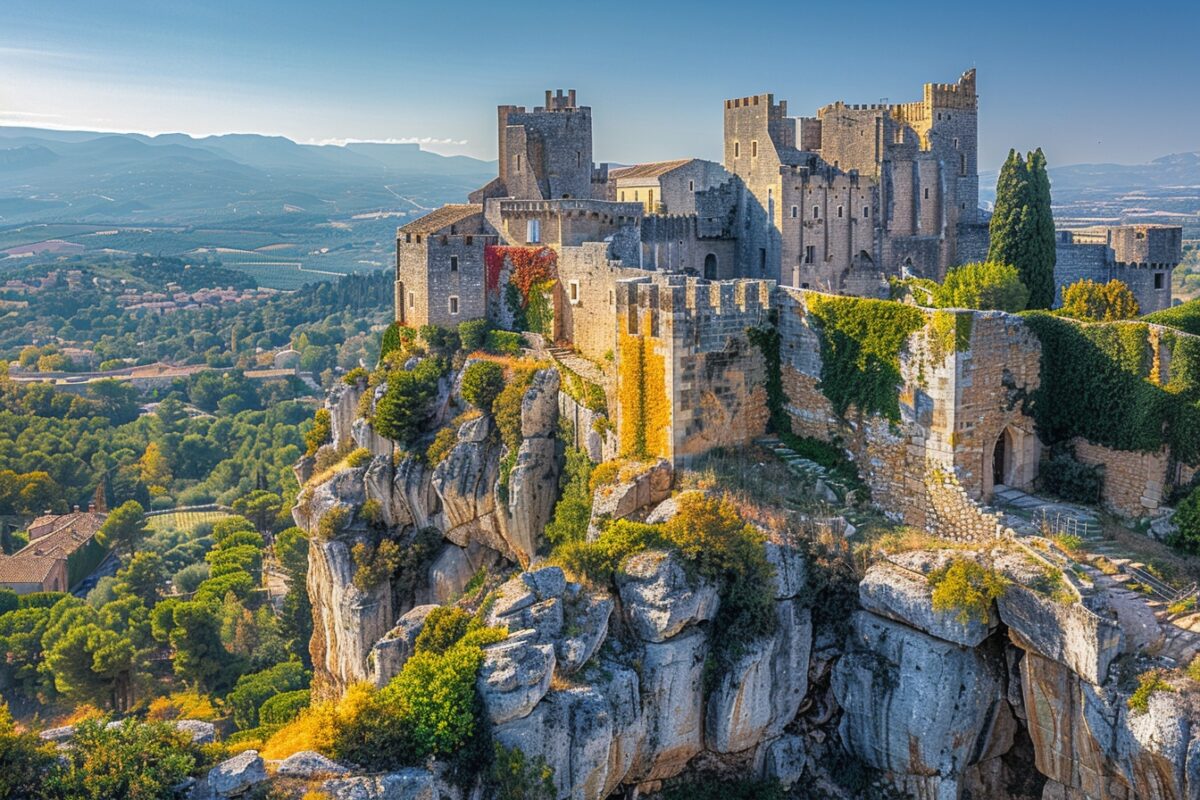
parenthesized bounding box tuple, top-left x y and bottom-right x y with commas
(1, 0, 1197, 170)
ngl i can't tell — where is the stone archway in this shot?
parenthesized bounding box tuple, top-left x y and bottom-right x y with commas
(703, 253, 717, 280)
(993, 429, 1011, 488)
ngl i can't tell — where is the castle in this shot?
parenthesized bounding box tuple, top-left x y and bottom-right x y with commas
(395, 74, 1193, 526)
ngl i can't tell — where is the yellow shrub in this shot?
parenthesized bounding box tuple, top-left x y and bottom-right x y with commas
(146, 690, 218, 722)
(617, 314, 670, 459)
(261, 682, 374, 760)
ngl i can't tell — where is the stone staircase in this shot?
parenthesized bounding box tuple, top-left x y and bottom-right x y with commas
(758, 436, 870, 529)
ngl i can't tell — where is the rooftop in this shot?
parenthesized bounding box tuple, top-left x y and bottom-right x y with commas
(609, 159, 696, 181)
(398, 204, 483, 235)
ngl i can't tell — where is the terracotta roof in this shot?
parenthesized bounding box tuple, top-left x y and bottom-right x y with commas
(0, 555, 58, 585)
(20, 512, 105, 560)
(609, 159, 695, 181)
(398, 204, 483, 235)
(28, 511, 105, 543)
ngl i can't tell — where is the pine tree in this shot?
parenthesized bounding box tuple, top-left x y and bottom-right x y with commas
(988, 149, 1057, 309)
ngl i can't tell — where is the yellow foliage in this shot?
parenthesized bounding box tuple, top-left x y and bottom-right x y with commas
(260, 682, 374, 760)
(617, 312, 670, 459)
(146, 690, 218, 721)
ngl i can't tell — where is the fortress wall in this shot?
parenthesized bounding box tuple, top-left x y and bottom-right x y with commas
(1070, 439, 1170, 517)
(557, 244, 654, 365)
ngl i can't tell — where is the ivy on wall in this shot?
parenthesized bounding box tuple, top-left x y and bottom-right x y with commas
(1021, 312, 1200, 463)
(806, 294, 925, 422)
(617, 315, 669, 459)
(487, 246, 558, 337)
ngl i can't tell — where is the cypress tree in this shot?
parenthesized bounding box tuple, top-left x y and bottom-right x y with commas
(988, 149, 1056, 309)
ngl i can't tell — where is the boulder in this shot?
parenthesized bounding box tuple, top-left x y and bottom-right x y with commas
(617, 549, 720, 643)
(484, 570, 566, 643)
(1103, 589, 1165, 654)
(556, 587, 613, 674)
(763, 539, 807, 601)
(370, 604, 439, 687)
(503, 436, 560, 565)
(588, 460, 673, 537)
(762, 734, 807, 788)
(858, 558, 995, 648)
(831, 611, 1015, 791)
(633, 626, 709, 782)
(320, 769, 437, 800)
(174, 719, 216, 745)
(431, 420, 508, 559)
(476, 639, 555, 725)
(705, 599, 812, 753)
(393, 456, 439, 531)
(520, 368, 560, 438)
(38, 725, 75, 743)
(276, 750, 350, 778)
(207, 750, 268, 798)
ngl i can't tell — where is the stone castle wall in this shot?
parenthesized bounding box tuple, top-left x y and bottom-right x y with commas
(1070, 439, 1171, 517)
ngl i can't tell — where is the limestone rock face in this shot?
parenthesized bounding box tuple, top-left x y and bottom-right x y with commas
(327, 381, 365, 452)
(431, 417, 507, 558)
(421, 540, 499, 606)
(762, 734, 807, 788)
(705, 599, 812, 754)
(633, 626, 709, 781)
(500, 369, 561, 565)
(832, 610, 1014, 794)
(556, 586, 613, 674)
(307, 535, 392, 697)
(858, 556, 996, 647)
(617, 549, 720, 643)
(351, 415, 393, 459)
(392, 457, 439, 532)
(764, 538, 808, 600)
(369, 604, 438, 687)
(276, 751, 350, 778)
(476, 639, 556, 725)
(588, 459, 673, 537)
(320, 769, 437, 800)
(174, 719, 216, 745)
(1020, 649, 1199, 800)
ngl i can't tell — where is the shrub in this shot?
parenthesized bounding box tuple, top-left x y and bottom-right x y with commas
(1188, 654, 1200, 683)
(494, 369, 536, 492)
(461, 361, 505, 412)
(928, 558, 1008, 624)
(304, 408, 332, 457)
(933, 261, 1029, 312)
(458, 319, 491, 352)
(1168, 486, 1200, 555)
(425, 426, 459, 466)
(259, 689, 311, 726)
(484, 330, 522, 356)
(346, 447, 373, 469)
(544, 444, 594, 546)
(146, 690, 218, 722)
(47, 717, 199, 800)
(413, 606, 473, 656)
(488, 743, 555, 800)
(317, 508, 349, 540)
(1038, 449, 1104, 504)
(1061, 278, 1140, 321)
(1128, 669, 1174, 714)
(588, 460, 622, 492)
(341, 367, 369, 386)
(372, 357, 447, 446)
(554, 519, 664, 585)
(261, 682, 374, 760)
(227, 660, 310, 730)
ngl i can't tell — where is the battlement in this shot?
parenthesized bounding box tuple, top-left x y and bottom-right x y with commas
(537, 88, 585, 112)
(724, 93, 787, 117)
(495, 198, 642, 220)
(617, 274, 774, 320)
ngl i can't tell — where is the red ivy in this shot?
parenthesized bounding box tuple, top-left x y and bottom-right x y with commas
(484, 246, 557, 297)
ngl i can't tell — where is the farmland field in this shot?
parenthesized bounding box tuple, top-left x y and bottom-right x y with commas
(146, 509, 231, 533)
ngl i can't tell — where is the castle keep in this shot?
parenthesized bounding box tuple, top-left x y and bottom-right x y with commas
(395, 76, 1194, 528)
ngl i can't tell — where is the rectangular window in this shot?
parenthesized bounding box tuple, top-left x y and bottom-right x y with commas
(527, 219, 541, 244)
(648, 189, 654, 209)
(805, 245, 815, 264)
(734, 142, 740, 158)
(837, 205, 844, 218)
(688, 180, 695, 192)
(960, 154, 967, 176)
(408, 291, 415, 309)
(953, 138, 959, 149)
(465, 235, 473, 246)
(569, 280, 580, 304)
(751, 140, 758, 158)
(923, 188, 929, 200)
(448, 296, 459, 315)
(812, 205, 820, 219)
(576, 151, 581, 167)
(405, 233, 412, 243)
(791, 205, 798, 219)
(1155, 272, 1165, 289)
(863, 206, 870, 218)
(450, 256, 459, 272)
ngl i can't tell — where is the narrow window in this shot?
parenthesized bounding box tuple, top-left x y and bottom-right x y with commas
(688, 179, 695, 192)
(863, 206, 870, 218)
(569, 280, 580, 304)
(527, 219, 541, 244)
(634, 190, 639, 201)
(805, 245, 815, 263)
(465, 235, 473, 246)
(791, 205, 798, 219)
(450, 256, 459, 272)
(408, 291, 415, 309)
(751, 140, 758, 158)
(416, 235, 422, 243)
(812, 205, 820, 219)
(516, 154, 521, 171)
(576, 151, 581, 167)
(1154, 273, 1165, 289)
(960, 154, 967, 176)
(648, 189, 654, 209)
(837, 205, 844, 218)
(734, 142, 740, 158)
(448, 296, 459, 315)
(923, 188, 929, 200)
(405, 233, 412, 243)
(953, 137, 959, 149)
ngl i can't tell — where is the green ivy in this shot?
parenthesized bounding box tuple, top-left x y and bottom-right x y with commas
(806, 295, 925, 421)
(1021, 312, 1200, 462)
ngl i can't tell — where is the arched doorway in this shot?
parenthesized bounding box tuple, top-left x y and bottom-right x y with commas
(703, 253, 717, 280)
(992, 428, 1013, 488)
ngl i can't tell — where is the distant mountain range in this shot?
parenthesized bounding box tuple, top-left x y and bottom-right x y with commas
(981, 153, 1200, 234)
(0, 126, 496, 225)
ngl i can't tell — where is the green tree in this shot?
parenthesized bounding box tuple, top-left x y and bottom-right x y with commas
(934, 261, 1029, 312)
(43, 623, 139, 710)
(232, 490, 284, 534)
(372, 358, 446, 445)
(226, 659, 309, 730)
(47, 717, 197, 800)
(988, 149, 1055, 309)
(1168, 487, 1200, 555)
(115, 551, 166, 607)
(97, 500, 149, 559)
(168, 600, 238, 692)
(460, 360, 505, 412)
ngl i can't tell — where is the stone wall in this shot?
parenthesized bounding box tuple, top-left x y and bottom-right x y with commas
(557, 243, 654, 364)
(1070, 438, 1171, 517)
